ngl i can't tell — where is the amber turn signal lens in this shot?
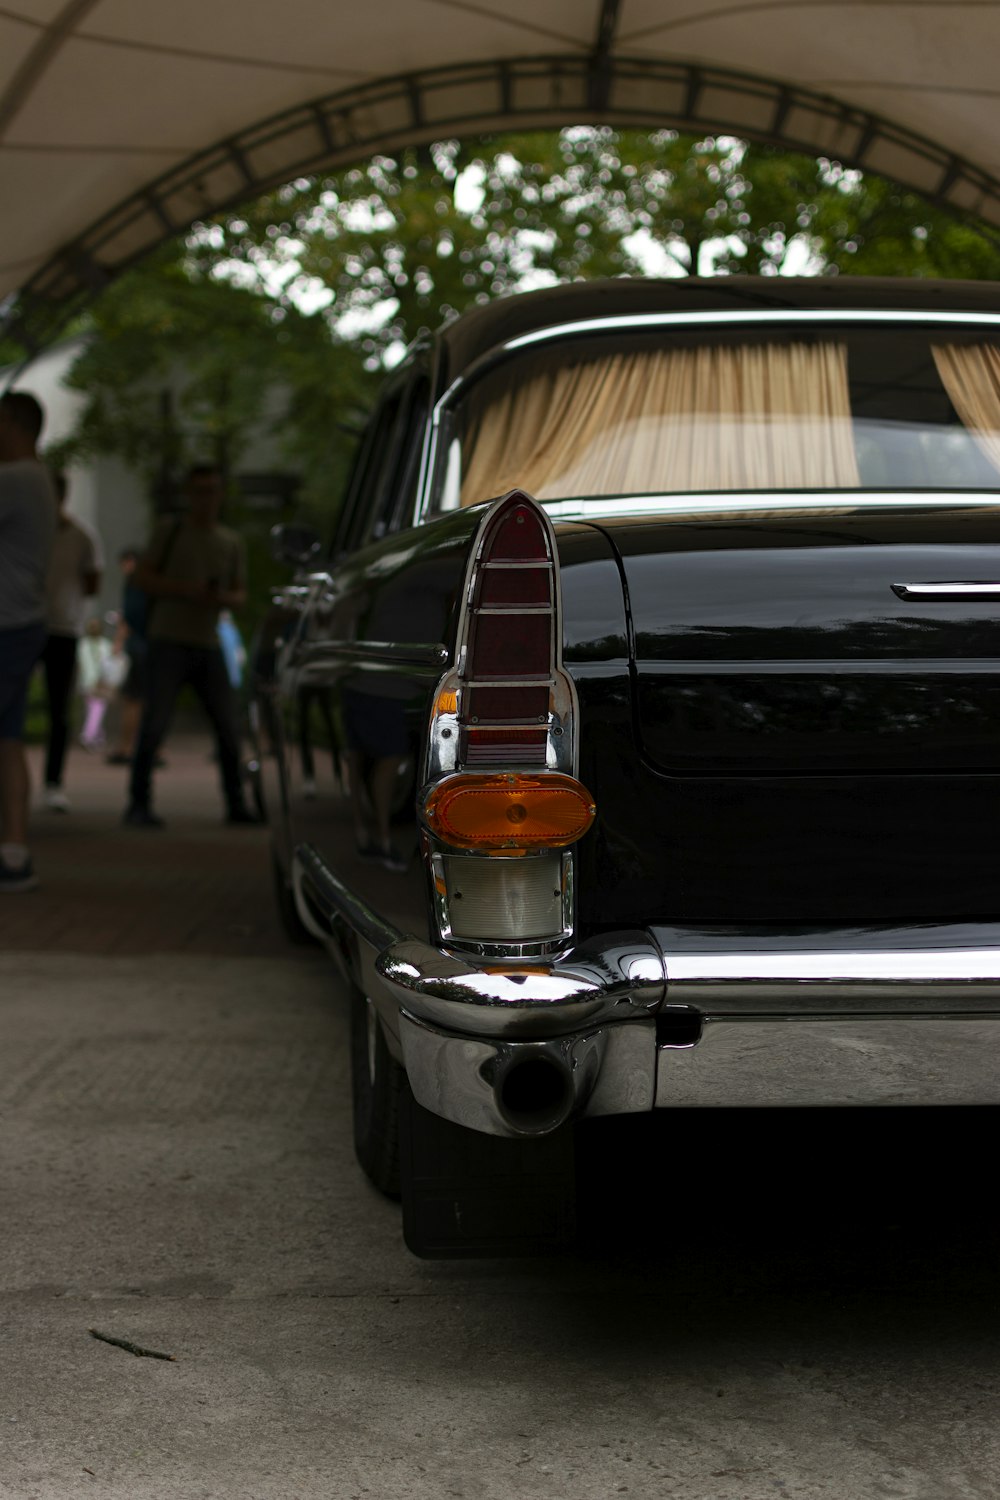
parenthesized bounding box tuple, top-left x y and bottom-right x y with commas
(423, 772, 596, 852)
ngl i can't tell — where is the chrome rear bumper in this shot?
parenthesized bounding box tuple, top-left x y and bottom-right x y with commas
(377, 930, 664, 1036)
(385, 922, 1000, 1135)
(295, 848, 1000, 1135)
(397, 1004, 1000, 1137)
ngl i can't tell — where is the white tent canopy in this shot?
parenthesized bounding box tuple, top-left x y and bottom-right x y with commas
(2, 0, 999, 336)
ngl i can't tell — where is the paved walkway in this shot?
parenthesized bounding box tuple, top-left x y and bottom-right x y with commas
(4, 732, 1000, 1498)
(1, 734, 282, 957)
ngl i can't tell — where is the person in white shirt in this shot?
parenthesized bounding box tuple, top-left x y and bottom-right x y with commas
(39, 471, 103, 810)
(0, 391, 57, 891)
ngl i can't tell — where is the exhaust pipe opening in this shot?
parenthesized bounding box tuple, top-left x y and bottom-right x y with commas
(497, 1057, 574, 1135)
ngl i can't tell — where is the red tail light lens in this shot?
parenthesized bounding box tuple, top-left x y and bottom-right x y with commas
(476, 566, 551, 608)
(479, 500, 550, 562)
(465, 686, 550, 720)
(458, 491, 557, 769)
(466, 613, 551, 679)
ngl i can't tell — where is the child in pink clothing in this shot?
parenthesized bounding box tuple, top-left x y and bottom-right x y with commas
(76, 618, 123, 750)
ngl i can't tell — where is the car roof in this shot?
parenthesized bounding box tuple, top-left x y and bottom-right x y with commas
(436, 275, 1000, 381)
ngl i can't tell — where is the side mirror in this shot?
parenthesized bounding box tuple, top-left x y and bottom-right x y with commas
(270, 522, 322, 569)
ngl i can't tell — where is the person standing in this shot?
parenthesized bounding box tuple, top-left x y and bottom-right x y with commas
(0, 391, 57, 890)
(39, 471, 103, 810)
(124, 464, 256, 828)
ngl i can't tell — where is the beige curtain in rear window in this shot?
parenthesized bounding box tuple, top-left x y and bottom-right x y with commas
(458, 341, 860, 506)
(932, 344, 1000, 474)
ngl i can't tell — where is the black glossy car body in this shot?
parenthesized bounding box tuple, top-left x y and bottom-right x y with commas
(254, 276, 1000, 1255)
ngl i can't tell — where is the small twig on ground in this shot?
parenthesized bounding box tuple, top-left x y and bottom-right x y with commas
(88, 1328, 175, 1361)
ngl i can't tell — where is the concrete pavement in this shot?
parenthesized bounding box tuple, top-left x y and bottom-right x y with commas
(1, 736, 999, 1498)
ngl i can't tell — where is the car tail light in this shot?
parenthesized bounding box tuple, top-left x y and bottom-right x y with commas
(459, 493, 556, 767)
(424, 490, 592, 954)
(424, 772, 595, 852)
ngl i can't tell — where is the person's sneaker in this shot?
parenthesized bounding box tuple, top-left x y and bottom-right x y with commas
(105, 751, 131, 766)
(0, 858, 38, 892)
(123, 804, 165, 828)
(43, 786, 70, 813)
(225, 806, 260, 826)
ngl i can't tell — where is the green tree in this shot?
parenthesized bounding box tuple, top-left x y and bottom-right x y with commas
(189, 128, 1000, 362)
(55, 247, 371, 510)
(49, 125, 1000, 623)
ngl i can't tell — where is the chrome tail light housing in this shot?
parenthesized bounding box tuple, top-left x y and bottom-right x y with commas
(422, 490, 594, 956)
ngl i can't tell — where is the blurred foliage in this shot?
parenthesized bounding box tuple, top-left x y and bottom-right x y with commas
(55, 252, 373, 517)
(48, 126, 1000, 630)
(190, 128, 1000, 360)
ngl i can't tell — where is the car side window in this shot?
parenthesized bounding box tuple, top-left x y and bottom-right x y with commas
(337, 366, 430, 551)
(339, 389, 405, 553)
(385, 375, 430, 534)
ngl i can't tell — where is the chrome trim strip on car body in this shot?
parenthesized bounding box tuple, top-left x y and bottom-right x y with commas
(295, 639, 450, 672)
(892, 581, 1000, 601)
(655, 1015, 1000, 1109)
(636, 657, 1000, 676)
(502, 308, 1000, 352)
(434, 308, 1000, 418)
(296, 843, 405, 955)
(539, 493, 1000, 522)
(290, 858, 338, 948)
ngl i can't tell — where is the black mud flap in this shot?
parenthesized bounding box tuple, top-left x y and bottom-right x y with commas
(399, 1087, 576, 1258)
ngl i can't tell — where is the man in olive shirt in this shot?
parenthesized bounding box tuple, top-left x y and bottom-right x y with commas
(124, 465, 256, 827)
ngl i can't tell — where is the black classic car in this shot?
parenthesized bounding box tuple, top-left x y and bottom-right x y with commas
(254, 276, 1000, 1255)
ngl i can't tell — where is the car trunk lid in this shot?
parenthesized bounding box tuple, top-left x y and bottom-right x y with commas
(611, 501, 1000, 776)
(579, 500, 1000, 923)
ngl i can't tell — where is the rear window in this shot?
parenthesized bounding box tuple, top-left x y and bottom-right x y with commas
(431, 326, 1000, 514)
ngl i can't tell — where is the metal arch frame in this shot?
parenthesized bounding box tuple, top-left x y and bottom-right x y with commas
(6, 49, 1000, 354)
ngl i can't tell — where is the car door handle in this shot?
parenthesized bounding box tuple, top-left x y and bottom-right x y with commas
(306, 571, 338, 604)
(271, 583, 311, 607)
(892, 581, 1000, 601)
(272, 574, 338, 608)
